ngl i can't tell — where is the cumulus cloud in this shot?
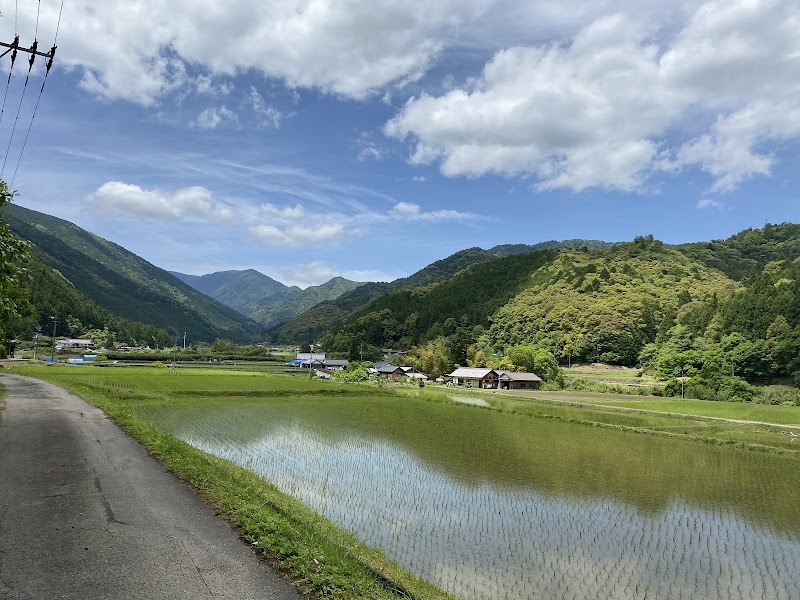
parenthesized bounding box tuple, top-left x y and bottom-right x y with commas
(190, 106, 239, 129)
(16, 0, 488, 104)
(386, 0, 800, 192)
(393, 202, 421, 215)
(250, 223, 347, 247)
(87, 182, 235, 222)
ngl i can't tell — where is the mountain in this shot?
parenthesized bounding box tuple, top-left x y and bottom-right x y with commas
(172, 266, 364, 328)
(677, 222, 800, 280)
(268, 239, 614, 344)
(14, 249, 173, 347)
(5, 204, 263, 343)
(250, 276, 364, 329)
(170, 269, 291, 316)
(320, 236, 741, 364)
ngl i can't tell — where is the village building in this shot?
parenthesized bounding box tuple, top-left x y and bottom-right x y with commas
(497, 370, 542, 390)
(375, 363, 406, 380)
(448, 367, 500, 388)
(448, 367, 541, 390)
(55, 339, 94, 350)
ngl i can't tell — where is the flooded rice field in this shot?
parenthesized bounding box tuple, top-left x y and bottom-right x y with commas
(139, 394, 800, 600)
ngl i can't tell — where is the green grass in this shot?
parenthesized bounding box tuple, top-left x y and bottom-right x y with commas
(429, 387, 800, 452)
(577, 396, 800, 425)
(10, 365, 450, 600)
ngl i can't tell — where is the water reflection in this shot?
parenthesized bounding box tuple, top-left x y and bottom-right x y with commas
(142, 397, 800, 600)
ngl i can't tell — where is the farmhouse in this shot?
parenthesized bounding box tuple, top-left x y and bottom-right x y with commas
(497, 370, 542, 390)
(448, 367, 500, 389)
(448, 367, 542, 389)
(375, 363, 406, 380)
(55, 339, 94, 350)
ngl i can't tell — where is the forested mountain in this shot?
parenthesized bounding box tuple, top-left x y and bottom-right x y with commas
(678, 222, 800, 280)
(267, 282, 391, 344)
(320, 237, 736, 362)
(5, 204, 263, 343)
(268, 239, 611, 344)
(170, 269, 290, 316)
(315, 228, 800, 395)
(251, 276, 364, 328)
(172, 268, 363, 328)
(10, 250, 174, 348)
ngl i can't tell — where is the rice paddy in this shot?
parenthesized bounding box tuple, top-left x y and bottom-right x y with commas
(13, 367, 800, 600)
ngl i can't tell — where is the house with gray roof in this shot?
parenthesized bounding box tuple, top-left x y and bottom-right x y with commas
(497, 370, 542, 390)
(448, 367, 541, 389)
(448, 367, 499, 389)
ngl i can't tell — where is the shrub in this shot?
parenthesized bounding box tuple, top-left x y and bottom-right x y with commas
(757, 386, 800, 406)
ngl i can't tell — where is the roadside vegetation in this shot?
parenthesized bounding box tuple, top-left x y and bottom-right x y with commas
(6, 365, 800, 600)
(8, 365, 450, 600)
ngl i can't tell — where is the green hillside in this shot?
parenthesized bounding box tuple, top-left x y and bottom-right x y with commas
(171, 269, 291, 316)
(251, 276, 364, 328)
(678, 222, 800, 280)
(268, 282, 391, 344)
(320, 250, 560, 352)
(486, 237, 738, 363)
(269, 239, 610, 344)
(5, 204, 263, 343)
(11, 250, 173, 347)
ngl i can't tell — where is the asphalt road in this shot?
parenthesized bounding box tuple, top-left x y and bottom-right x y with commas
(0, 373, 301, 600)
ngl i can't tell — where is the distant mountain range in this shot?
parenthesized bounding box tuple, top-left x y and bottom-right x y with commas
(170, 270, 364, 329)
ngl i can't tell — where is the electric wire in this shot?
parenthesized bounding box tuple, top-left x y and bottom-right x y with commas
(0, 36, 19, 130)
(8, 0, 65, 186)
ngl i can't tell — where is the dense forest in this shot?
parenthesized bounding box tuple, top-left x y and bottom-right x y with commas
(8, 250, 175, 348)
(318, 225, 800, 402)
(5, 204, 263, 343)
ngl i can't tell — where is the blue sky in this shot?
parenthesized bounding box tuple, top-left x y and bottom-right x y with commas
(1, 0, 798, 287)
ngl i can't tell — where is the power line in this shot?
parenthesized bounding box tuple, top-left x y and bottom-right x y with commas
(10, 47, 55, 188)
(0, 1, 62, 184)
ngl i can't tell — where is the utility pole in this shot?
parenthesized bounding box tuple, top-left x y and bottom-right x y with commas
(32, 325, 41, 360)
(50, 315, 58, 364)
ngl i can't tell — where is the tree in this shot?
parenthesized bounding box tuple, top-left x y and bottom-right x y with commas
(0, 180, 32, 354)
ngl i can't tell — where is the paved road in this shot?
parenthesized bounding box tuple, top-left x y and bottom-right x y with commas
(0, 373, 301, 600)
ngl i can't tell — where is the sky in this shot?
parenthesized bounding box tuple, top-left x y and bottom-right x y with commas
(0, 0, 798, 288)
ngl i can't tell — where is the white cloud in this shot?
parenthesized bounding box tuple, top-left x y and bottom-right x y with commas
(249, 87, 284, 128)
(259, 203, 306, 220)
(696, 198, 722, 210)
(393, 202, 421, 215)
(190, 106, 239, 129)
(275, 261, 342, 288)
(390, 201, 479, 222)
(18, 0, 489, 104)
(87, 182, 235, 222)
(250, 222, 347, 247)
(386, 0, 800, 193)
(195, 75, 233, 96)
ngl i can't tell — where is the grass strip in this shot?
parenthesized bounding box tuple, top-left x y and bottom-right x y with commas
(25, 372, 451, 600)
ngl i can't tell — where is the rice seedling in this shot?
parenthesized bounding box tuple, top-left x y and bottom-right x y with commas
(14, 366, 800, 600)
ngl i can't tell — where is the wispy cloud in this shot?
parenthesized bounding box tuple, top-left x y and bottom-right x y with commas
(189, 106, 239, 130)
(696, 198, 722, 210)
